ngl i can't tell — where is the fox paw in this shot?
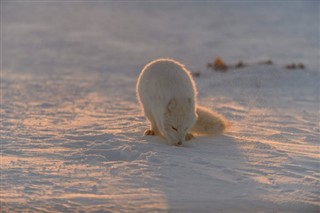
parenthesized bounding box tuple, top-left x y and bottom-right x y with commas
(144, 130, 156, 136)
(185, 133, 194, 141)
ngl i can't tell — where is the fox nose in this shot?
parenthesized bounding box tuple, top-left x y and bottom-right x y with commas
(177, 141, 182, 146)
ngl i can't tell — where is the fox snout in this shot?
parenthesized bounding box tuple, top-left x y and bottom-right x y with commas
(163, 128, 187, 146)
(166, 137, 184, 146)
(167, 139, 183, 146)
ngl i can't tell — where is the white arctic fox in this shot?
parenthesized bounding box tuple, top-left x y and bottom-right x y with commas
(136, 58, 228, 146)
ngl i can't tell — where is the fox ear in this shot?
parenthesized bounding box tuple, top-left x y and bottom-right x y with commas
(167, 98, 177, 113)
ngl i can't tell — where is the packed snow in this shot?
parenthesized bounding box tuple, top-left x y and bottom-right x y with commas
(1, 1, 319, 212)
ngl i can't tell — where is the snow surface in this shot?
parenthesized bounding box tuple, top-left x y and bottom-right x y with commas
(1, 1, 319, 212)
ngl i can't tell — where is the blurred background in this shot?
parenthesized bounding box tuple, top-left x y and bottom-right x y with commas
(3, 1, 319, 75)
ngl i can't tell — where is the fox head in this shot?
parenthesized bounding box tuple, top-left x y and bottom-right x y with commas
(163, 98, 197, 146)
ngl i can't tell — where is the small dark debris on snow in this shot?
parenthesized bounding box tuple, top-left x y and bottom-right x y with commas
(206, 57, 306, 72)
(258, 60, 273, 65)
(297, 63, 305, 69)
(286, 63, 296, 69)
(235, 61, 247, 69)
(207, 57, 228, 72)
(192, 71, 201, 77)
(285, 62, 305, 70)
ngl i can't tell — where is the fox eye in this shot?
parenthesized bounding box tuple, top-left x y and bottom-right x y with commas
(171, 126, 178, 131)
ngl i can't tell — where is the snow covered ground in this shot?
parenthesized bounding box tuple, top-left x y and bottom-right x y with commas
(1, 1, 319, 212)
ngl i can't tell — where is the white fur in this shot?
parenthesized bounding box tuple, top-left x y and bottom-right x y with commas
(137, 58, 228, 146)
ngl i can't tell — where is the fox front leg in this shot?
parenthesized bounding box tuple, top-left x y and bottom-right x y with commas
(144, 117, 160, 136)
(185, 133, 194, 141)
(144, 129, 156, 135)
